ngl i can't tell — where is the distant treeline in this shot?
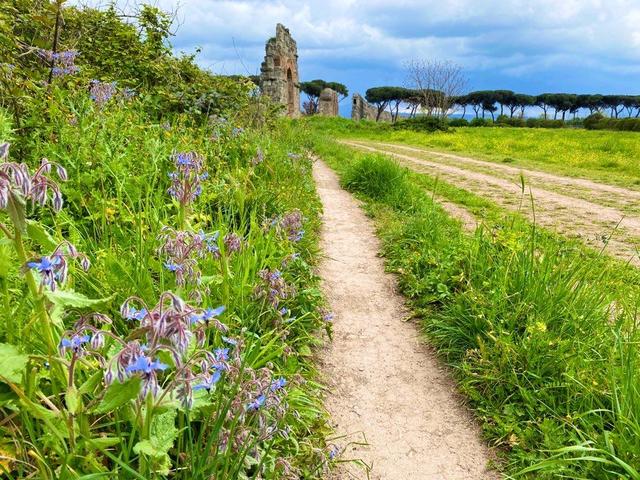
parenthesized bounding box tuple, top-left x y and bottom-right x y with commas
(364, 87, 640, 121)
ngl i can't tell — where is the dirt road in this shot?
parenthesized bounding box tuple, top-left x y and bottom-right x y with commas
(342, 140, 640, 265)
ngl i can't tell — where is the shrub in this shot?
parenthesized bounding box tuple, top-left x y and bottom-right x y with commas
(393, 115, 449, 132)
(526, 118, 565, 129)
(584, 112, 606, 130)
(496, 115, 526, 127)
(585, 113, 640, 131)
(469, 117, 492, 127)
(448, 118, 469, 127)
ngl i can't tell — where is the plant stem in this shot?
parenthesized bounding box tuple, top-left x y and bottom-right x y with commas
(13, 230, 57, 352)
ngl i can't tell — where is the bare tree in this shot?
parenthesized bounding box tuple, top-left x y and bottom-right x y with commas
(404, 59, 467, 119)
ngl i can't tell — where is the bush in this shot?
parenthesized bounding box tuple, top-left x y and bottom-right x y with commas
(469, 117, 492, 127)
(393, 115, 449, 132)
(584, 112, 606, 130)
(526, 118, 565, 128)
(584, 113, 640, 131)
(496, 115, 526, 127)
(448, 118, 469, 127)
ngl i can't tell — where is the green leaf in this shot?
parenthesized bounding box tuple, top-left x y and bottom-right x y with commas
(6, 193, 26, 233)
(44, 289, 112, 309)
(0, 343, 29, 385)
(93, 377, 141, 413)
(133, 409, 177, 476)
(66, 385, 81, 414)
(26, 220, 58, 250)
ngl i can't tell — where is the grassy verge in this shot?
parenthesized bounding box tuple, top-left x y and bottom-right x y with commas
(0, 95, 333, 478)
(302, 116, 640, 189)
(301, 125, 640, 479)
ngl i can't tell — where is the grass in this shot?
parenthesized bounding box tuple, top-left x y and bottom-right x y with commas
(301, 124, 640, 479)
(0, 93, 334, 478)
(302, 117, 640, 188)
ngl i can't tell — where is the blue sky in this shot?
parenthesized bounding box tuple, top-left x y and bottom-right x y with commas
(80, 0, 640, 116)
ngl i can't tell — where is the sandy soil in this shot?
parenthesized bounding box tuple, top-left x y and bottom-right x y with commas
(343, 140, 640, 265)
(314, 159, 496, 480)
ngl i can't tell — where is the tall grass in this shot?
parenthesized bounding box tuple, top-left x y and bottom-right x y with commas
(308, 131, 640, 479)
(0, 95, 333, 478)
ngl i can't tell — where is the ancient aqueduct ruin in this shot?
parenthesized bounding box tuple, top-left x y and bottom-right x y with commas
(259, 24, 388, 121)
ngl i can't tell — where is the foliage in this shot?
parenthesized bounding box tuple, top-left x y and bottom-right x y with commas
(585, 113, 640, 131)
(393, 115, 449, 132)
(0, 3, 335, 478)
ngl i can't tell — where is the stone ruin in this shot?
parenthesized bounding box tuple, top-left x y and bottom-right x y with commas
(259, 24, 300, 118)
(351, 93, 392, 122)
(318, 87, 339, 116)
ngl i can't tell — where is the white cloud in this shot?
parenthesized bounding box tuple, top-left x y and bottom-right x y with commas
(69, 0, 640, 94)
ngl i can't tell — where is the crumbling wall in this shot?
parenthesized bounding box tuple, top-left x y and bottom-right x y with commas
(351, 93, 391, 122)
(318, 88, 339, 116)
(259, 24, 300, 118)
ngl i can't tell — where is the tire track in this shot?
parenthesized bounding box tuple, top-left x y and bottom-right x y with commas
(342, 140, 640, 265)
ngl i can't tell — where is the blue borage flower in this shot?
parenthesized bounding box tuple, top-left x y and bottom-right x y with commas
(190, 305, 226, 324)
(269, 210, 305, 243)
(158, 227, 220, 287)
(38, 49, 79, 77)
(59, 334, 90, 354)
(125, 306, 147, 322)
(27, 241, 90, 291)
(246, 377, 287, 412)
(270, 377, 286, 392)
(89, 80, 117, 107)
(247, 394, 266, 412)
(193, 369, 222, 391)
(167, 151, 206, 206)
(125, 353, 168, 375)
(256, 268, 291, 309)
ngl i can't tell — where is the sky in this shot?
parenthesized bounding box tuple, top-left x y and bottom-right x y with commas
(78, 0, 640, 116)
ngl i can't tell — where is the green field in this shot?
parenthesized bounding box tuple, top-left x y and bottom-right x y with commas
(305, 117, 640, 187)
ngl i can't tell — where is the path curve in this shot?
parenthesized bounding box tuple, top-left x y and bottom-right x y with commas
(314, 159, 496, 480)
(343, 140, 640, 265)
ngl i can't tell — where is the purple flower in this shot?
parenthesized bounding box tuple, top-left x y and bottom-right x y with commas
(126, 353, 168, 375)
(251, 148, 264, 166)
(193, 370, 222, 391)
(247, 394, 266, 411)
(59, 334, 90, 354)
(89, 80, 117, 107)
(223, 232, 242, 254)
(270, 377, 287, 392)
(167, 151, 206, 206)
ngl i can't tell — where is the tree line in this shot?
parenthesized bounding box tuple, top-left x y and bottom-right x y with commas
(363, 87, 640, 122)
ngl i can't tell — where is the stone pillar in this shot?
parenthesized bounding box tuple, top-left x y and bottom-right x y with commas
(259, 24, 300, 118)
(318, 88, 339, 116)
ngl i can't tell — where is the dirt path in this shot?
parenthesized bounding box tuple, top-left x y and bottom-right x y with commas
(314, 159, 496, 480)
(343, 140, 640, 265)
(372, 141, 640, 214)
